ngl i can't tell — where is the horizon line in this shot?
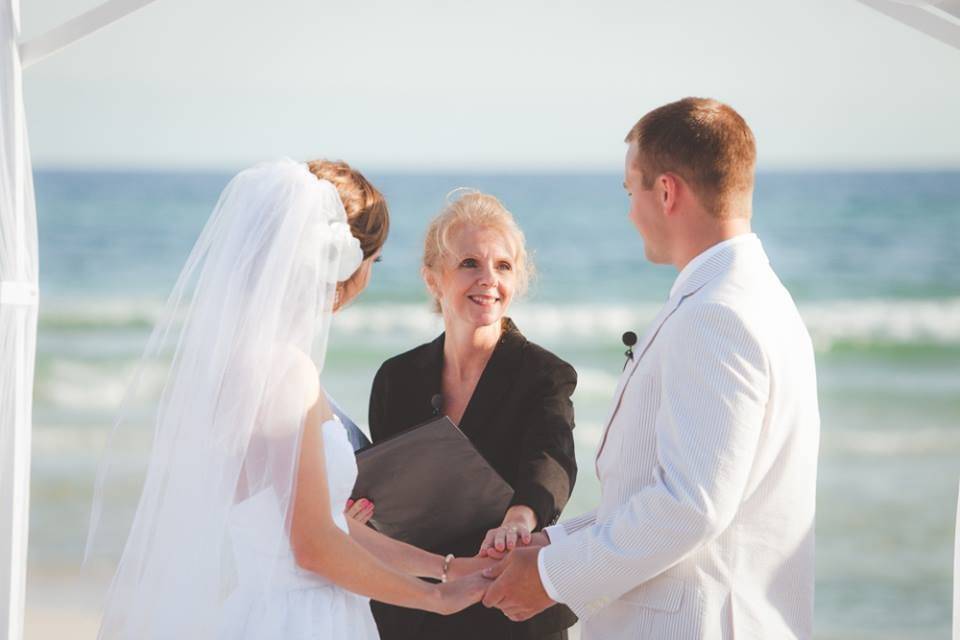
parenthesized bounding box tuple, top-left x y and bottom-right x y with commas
(30, 162, 960, 175)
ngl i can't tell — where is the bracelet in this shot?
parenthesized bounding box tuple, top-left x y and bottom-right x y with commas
(440, 553, 455, 583)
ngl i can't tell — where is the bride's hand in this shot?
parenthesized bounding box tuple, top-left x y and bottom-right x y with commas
(431, 572, 490, 615)
(446, 555, 499, 581)
(344, 498, 374, 525)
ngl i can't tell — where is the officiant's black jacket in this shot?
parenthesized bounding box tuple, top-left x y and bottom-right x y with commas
(368, 318, 578, 640)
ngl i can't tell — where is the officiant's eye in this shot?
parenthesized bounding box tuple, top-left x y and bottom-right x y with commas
(497, 261, 512, 272)
(460, 258, 478, 268)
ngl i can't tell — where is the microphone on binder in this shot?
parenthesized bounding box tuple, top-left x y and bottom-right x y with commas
(430, 394, 444, 416)
(622, 331, 637, 370)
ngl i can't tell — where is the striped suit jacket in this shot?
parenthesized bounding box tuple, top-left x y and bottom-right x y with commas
(540, 235, 820, 639)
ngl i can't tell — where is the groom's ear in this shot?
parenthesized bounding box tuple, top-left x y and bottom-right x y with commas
(659, 173, 681, 218)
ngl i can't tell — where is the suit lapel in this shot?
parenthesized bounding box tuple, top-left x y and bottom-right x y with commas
(593, 237, 766, 469)
(409, 334, 444, 427)
(593, 297, 684, 467)
(456, 318, 523, 439)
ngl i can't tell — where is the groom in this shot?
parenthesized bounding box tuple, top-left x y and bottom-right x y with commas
(482, 97, 820, 639)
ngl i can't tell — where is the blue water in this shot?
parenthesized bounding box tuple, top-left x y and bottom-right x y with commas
(35, 170, 960, 302)
(27, 168, 960, 639)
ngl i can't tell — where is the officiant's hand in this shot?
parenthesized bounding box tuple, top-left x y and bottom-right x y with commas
(479, 505, 538, 558)
(481, 547, 554, 621)
(345, 498, 374, 524)
(480, 530, 549, 560)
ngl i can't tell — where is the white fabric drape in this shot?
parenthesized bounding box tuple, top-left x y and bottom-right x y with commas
(18, 0, 159, 69)
(954, 481, 959, 640)
(858, 0, 960, 49)
(0, 2, 39, 639)
(2, 1, 161, 635)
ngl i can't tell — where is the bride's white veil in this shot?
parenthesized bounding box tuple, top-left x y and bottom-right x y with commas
(84, 159, 364, 638)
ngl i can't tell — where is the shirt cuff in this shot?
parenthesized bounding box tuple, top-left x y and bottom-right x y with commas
(543, 523, 568, 545)
(536, 547, 562, 602)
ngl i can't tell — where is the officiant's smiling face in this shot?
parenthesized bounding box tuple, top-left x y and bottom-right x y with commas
(431, 224, 517, 330)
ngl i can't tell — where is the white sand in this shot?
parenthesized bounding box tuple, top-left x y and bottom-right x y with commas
(24, 606, 580, 639)
(25, 606, 101, 640)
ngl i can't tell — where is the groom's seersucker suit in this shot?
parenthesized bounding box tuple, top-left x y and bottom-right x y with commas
(538, 234, 819, 640)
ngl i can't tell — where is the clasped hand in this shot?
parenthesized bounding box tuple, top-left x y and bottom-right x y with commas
(481, 545, 556, 621)
(443, 532, 555, 622)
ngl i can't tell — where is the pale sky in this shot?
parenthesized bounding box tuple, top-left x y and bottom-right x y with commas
(20, 0, 960, 171)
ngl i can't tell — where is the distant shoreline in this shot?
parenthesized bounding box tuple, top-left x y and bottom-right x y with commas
(29, 166, 960, 177)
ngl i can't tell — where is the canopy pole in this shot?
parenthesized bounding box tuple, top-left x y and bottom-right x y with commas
(858, 0, 960, 49)
(3, 0, 160, 637)
(0, 1, 37, 637)
(19, 0, 159, 69)
(0, 302, 36, 640)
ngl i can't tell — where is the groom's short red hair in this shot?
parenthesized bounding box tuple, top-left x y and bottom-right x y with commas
(626, 98, 756, 219)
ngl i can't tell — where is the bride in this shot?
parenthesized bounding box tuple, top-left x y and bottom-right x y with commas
(86, 158, 490, 639)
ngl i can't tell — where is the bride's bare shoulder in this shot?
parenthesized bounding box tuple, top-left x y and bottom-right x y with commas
(277, 345, 321, 399)
(258, 345, 321, 436)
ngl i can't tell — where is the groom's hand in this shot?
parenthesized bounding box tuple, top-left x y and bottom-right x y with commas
(481, 547, 554, 621)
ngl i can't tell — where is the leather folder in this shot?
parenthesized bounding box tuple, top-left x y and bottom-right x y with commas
(351, 416, 515, 549)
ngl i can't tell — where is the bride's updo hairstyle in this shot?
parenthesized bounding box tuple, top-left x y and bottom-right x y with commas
(422, 190, 533, 313)
(306, 159, 390, 279)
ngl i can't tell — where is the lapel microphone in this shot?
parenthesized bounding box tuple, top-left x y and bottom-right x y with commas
(430, 394, 444, 417)
(622, 331, 638, 370)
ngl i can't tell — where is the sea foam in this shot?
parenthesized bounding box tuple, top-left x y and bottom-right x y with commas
(38, 296, 960, 349)
(334, 298, 960, 350)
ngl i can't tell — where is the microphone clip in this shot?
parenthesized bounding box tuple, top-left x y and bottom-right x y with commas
(430, 394, 444, 417)
(621, 331, 637, 371)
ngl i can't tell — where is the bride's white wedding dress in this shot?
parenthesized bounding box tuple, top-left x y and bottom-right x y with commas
(87, 161, 382, 639)
(220, 416, 380, 639)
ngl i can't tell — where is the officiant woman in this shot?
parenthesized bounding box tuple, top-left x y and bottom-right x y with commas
(365, 191, 578, 640)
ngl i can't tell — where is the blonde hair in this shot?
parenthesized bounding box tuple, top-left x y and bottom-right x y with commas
(422, 191, 533, 312)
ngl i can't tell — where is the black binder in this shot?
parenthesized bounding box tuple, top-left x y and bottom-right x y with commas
(351, 416, 515, 549)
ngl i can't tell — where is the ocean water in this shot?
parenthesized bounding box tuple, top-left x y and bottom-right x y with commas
(26, 168, 960, 639)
